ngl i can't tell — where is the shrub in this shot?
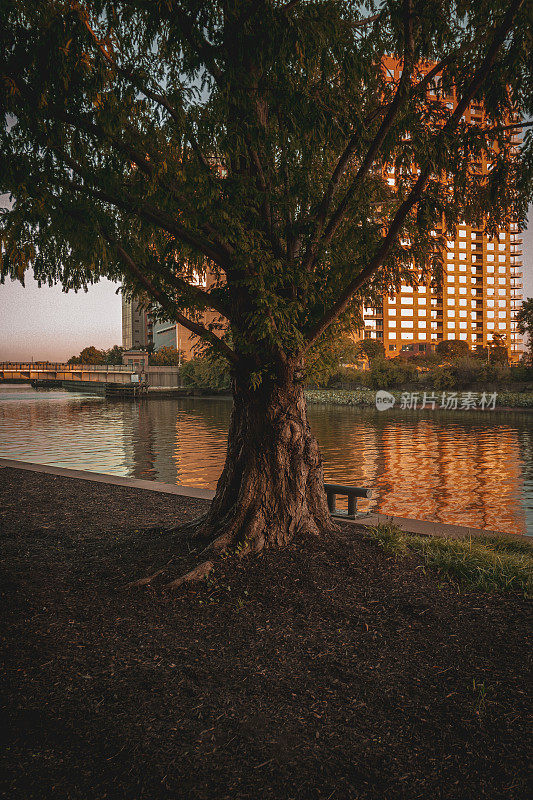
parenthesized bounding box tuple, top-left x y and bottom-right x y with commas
(180, 357, 230, 390)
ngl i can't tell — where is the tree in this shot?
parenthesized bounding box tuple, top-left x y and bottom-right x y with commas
(67, 346, 107, 365)
(435, 339, 470, 359)
(489, 332, 509, 364)
(1, 1, 531, 583)
(516, 297, 533, 360)
(105, 345, 125, 364)
(149, 346, 183, 366)
(354, 339, 386, 365)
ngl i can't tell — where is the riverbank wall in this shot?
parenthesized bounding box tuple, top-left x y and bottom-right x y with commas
(0, 458, 526, 541)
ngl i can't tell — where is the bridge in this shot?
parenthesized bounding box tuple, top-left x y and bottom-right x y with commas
(0, 362, 184, 394)
(0, 362, 141, 395)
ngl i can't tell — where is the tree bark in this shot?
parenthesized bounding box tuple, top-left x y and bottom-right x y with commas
(186, 369, 335, 555)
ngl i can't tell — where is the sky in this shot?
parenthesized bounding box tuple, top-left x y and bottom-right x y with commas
(1, 210, 532, 362)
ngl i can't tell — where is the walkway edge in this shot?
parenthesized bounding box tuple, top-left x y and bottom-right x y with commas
(0, 457, 523, 540)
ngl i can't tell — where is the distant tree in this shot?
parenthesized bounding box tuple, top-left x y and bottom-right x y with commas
(1, 1, 531, 576)
(149, 346, 183, 366)
(489, 332, 509, 364)
(435, 339, 470, 358)
(67, 346, 107, 365)
(354, 339, 386, 364)
(105, 345, 125, 365)
(516, 298, 533, 360)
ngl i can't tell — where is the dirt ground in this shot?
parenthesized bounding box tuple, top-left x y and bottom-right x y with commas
(0, 466, 531, 799)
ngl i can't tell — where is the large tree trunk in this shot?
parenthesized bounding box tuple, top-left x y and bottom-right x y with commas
(187, 370, 335, 556)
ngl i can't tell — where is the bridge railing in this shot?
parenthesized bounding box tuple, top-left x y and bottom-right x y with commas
(0, 362, 135, 372)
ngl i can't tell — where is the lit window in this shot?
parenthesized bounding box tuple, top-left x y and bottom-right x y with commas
(401, 320, 414, 329)
(487, 254, 494, 261)
(459, 322, 467, 329)
(459, 241, 467, 249)
(459, 253, 466, 260)
(459, 310, 467, 318)
(487, 243, 494, 250)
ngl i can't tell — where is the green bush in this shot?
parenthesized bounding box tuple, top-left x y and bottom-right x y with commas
(180, 356, 230, 390)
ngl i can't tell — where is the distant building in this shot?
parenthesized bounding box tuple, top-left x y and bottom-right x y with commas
(356, 56, 524, 363)
(121, 296, 152, 350)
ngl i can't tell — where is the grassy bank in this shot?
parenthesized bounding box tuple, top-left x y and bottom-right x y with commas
(305, 387, 533, 409)
(367, 526, 533, 598)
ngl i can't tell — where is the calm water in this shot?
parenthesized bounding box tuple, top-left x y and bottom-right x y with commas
(0, 385, 531, 535)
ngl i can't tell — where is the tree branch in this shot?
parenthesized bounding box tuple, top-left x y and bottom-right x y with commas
(301, 0, 525, 354)
(104, 234, 238, 365)
(301, 0, 415, 272)
(79, 9, 216, 175)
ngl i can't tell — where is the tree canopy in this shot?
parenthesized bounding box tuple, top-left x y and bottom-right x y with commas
(1, 0, 531, 380)
(516, 297, 533, 358)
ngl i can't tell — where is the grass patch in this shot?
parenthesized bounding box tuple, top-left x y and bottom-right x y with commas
(367, 525, 533, 597)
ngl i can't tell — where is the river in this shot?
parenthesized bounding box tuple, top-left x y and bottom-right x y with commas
(0, 385, 531, 535)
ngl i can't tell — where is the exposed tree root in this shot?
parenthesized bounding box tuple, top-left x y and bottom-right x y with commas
(165, 560, 214, 590)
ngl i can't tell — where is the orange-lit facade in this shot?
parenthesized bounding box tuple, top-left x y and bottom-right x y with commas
(359, 57, 524, 361)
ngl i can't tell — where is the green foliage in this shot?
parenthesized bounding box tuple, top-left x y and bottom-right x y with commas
(1, 1, 531, 382)
(149, 346, 183, 366)
(435, 339, 470, 358)
(367, 525, 533, 597)
(68, 345, 124, 365)
(105, 345, 125, 365)
(304, 388, 533, 409)
(368, 358, 418, 389)
(68, 346, 107, 365)
(305, 332, 360, 387)
(516, 298, 533, 358)
(354, 339, 386, 364)
(180, 357, 230, 390)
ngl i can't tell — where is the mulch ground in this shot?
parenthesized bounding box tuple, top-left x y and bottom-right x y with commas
(0, 466, 531, 800)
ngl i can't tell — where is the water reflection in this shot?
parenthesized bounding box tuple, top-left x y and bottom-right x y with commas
(0, 385, 531, 535)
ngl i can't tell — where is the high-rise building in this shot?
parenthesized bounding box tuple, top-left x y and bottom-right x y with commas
(360, 221, 524, 361)
(359, 58, 524, 362)
(121, 296, 153, 350)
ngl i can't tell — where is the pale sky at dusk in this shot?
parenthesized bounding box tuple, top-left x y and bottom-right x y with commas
(1, 209, 532, 362)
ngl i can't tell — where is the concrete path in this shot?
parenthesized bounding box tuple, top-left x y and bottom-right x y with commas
(0, 457, 523, 540)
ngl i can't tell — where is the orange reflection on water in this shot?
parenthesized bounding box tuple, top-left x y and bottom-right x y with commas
(0, 388, 530, 535)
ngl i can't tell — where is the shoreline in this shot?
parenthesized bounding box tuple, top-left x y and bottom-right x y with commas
(0, 457, 527, 540)
(3, 382, 533, 410)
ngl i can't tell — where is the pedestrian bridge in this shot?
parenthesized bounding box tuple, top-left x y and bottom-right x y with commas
(0, 362, 136, 385)
(0, 362, 184, 393)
